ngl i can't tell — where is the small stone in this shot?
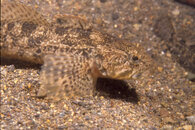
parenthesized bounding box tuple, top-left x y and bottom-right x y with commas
(34, 114, 40, 118)
(172, 8, 180, 16)
(166, 52, 172, 58)
(134, 7, 138, 11)
(1, 68, 8, 76)
(84, 116, 90, 120)
(57, 126, 67, 129)
(59, 112, 66, 117)
(100, 0, 107, 3)
(96, 18, 103, 25)
(7, 65, 15, 72)
(157, 67, 163, 72)
(3, 85, 7, 91)
(180, 125, 193, 130)
(68, 119, 73, 122)
(28, 83, 32, 89)
(50, 103, 55, 108)
(18, 70, 22, 74)
(161, 125, 174, 130)
(112, 13, 119, 20)
(46, 119, 51, 124)
(114, 24, 118, 28)
(187, 72, 195, 81)
(1, 113, 5, 118)
(186, 115, 195, 124)
(163, 117, 175, 123)
(14, 79, 18, 84)
(161, 102, 168, 107)
(133, 24, 141, 31)
(100, 96, 104, 100)
(159, 108, 169, 117)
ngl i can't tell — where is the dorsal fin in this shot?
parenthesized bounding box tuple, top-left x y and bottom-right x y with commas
(1, 1, 49, 25)
(52, 14, 92, 30)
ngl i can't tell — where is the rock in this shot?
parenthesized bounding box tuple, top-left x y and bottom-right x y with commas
(7, 65, 15, 72)
(163, 117, 175, 124)
(186, 115, 195, 124)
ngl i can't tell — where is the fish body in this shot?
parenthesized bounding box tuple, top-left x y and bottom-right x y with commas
(1, 1, 153, 101)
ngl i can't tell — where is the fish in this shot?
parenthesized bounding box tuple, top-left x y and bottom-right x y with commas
(1, 1, 154, 101)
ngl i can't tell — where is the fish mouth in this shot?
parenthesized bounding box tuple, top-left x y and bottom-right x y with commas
(110, 69, 135, 80)
(131, 72, 142, 79)
(107, 68, 146, 80)
(132, 69, 151, 80)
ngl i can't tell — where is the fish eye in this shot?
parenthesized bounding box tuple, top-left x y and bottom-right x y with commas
(132, 56, 139, 61)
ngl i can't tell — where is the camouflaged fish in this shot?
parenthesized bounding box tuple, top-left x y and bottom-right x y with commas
(1, 1, 153, 101)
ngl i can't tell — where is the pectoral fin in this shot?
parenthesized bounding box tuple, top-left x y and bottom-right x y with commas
(37, 54, 95, 101)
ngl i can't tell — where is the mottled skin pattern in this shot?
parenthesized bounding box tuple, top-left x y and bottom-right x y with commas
(1, 1, 153, 101)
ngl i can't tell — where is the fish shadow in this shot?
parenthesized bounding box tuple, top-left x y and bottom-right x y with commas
(96, 78, 139, 103)
(0, 57, 41, 69)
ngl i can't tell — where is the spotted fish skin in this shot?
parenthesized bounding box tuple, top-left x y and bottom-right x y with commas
(1, 1, 153, 101)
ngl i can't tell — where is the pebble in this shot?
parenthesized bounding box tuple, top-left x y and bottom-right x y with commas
(112, 13, 119, 20)
(7, 65, 15, 72)
(163, 117, 175, 124)
(1, 68, 8, 76)
(100, 0, 107, 3)
(158, 67, 163, 72)
(186, 115, 195, 124)
(172, 8, 180, 16)
(59, 112, 66, 117)
(161, 125, 174, 129)
(133, 24, 141, 31)
(179, 125, 193, 130)
(134, 7, 138, 11)
(166, 52, 172, 58)
(187, 72, 195, 81)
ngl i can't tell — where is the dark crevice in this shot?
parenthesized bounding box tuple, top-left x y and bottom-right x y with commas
(0, 57, 41, 69)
